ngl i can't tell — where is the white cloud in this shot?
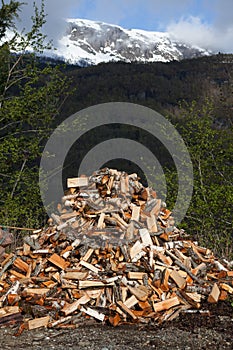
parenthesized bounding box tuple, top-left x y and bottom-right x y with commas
(5, 0, 84, 44)
(167, 16, 233, 52)
(3, 0, 233, 52)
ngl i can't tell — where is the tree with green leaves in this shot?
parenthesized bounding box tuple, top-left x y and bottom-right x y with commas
(172, 100, 233, 258)
(0, 0, 72, 229)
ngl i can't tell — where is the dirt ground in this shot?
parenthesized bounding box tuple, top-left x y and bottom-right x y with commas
(0, 301, 232, 350)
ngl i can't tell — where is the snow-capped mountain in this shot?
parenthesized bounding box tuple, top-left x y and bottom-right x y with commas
(48, 19, 211, 65)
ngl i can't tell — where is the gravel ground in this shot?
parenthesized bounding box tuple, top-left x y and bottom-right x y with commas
(0, 302, 232, 350)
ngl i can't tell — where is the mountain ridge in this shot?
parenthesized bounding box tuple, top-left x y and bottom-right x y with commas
(45, 18, 212, 66)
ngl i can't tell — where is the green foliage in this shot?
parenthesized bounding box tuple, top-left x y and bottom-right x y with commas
(0, 0, 72, 228)
(143, 99, 232, 258)
(0, 0, 21, 39)
(173, 100, 233, 258)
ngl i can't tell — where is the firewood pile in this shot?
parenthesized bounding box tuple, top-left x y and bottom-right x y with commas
(0, 168, 232, 334)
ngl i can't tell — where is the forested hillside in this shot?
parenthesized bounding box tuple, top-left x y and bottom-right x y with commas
(60, 54, 233, 128)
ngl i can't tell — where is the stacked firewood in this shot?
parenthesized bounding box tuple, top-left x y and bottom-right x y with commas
(0, 168, 232, 334)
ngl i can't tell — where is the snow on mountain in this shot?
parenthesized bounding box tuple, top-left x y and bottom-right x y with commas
(46, 19, 212, 65)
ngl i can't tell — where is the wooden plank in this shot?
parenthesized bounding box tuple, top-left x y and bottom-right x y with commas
(124, 295, 138, 309)
(111, 213, 128, 229)
(129, 240, 143, 260)
(80, 306, 105, 322)
(150, 199, 161, 216)
(61, 295, 90, 316)
(63, 272, 88, 280)
(127, 272, 146, 280)
(81, 248, 94, 262)
(138, 301, 151, 310)
(227, 271, 233, 277)
(176, 290, 200, 309)
(170, 270, 186, 289)
(61, 245, 73, 259)
(52, 272, 61, 283)
(157, 252, 173, 266)
(139, 228, 153, 246)
(117, 301, 137, 320)
(28, 316, 50, 330)
(131, 251, 146, 263)
(79, 280, 115, 289)
(219, 290, 228, 301)
(152, 296, 180, 312)
(131, 204, 140, 222)
(24, 236, 41, 250)
(49, 316, 72, 328)
(207, 283, 220, 303)
(80, 260, 100, 274)
(7, 293, 20, 305)
(120, 176, 127, 194)
(186, 292, 202, 303)
(86, 289, 103, 299)
(97, 213, 105, 229)
(0, 256, 17, 278)
(13, 258, 29, 272)
(23, 243, 31, 256)
(42, 281, 57, 289)
(220, 283, 233, 294)
(0, 281, 20, 307)
(67, 177, 88, 188)
(9, 270, 26, 279)
(70, 239, 81, 248)
(126, 222, 135, 241)
(0, 306, 20, 317)
(161, 268, 170, 292)
(1, 253, 14, 267)
(127, 285, 149, 302)
(32, 249, 50, 254)
(0, 312, 23, 326)
(107, 176, 114, 194)
(48, 253, 70, 270)
(24, 288, 50, 295)
(147, 214, 158, 232)
(121, 287, 128, 303)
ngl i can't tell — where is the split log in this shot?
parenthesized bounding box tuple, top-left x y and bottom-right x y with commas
(207, 283, 220, 303)
(117, 301, 137, 320)
(170, 270, 186, 289)
(63, 272, 88, 280)
(79, 280, 115, 289)
(152, 296, 180, 312)
(28, 316, 50, 330)
(67, 177, 88, 188)
(80, 260, 100, 274)
(61, 295, 90, 316)
(48, 253, 70, 270)
(80, 306, 105, 322)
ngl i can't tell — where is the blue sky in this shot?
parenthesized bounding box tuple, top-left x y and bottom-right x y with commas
(72, 0, 216, 31)
(5, 0, 233, 52)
